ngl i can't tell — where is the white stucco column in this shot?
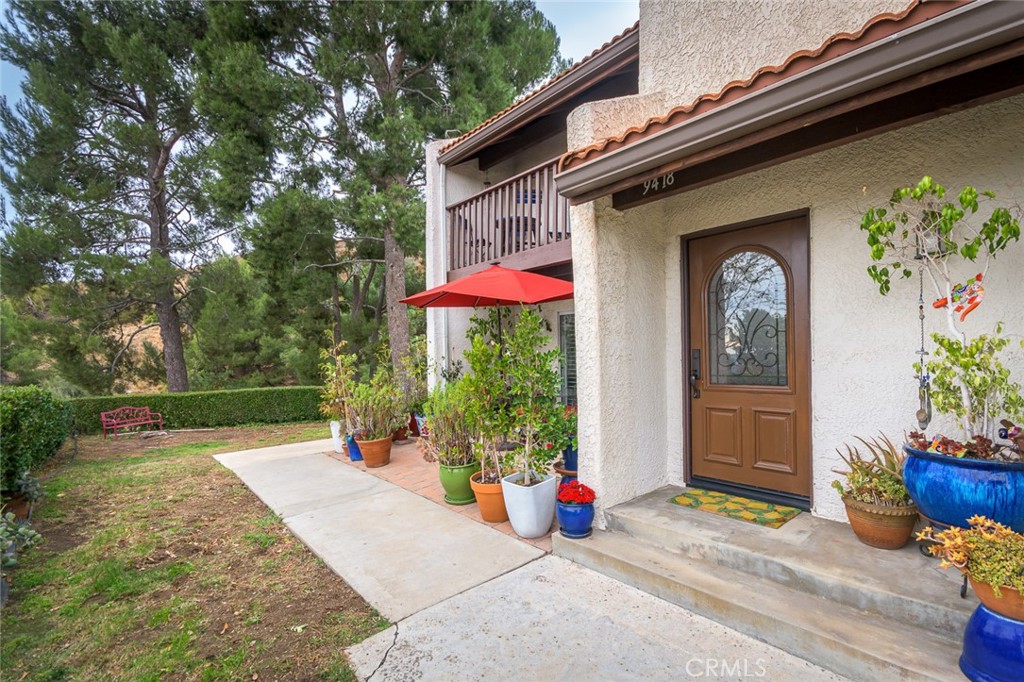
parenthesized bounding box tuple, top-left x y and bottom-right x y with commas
(424, 140, 447, 389)
(565, 93, 677, 527)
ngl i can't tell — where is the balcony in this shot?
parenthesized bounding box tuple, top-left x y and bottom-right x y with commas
(447, 159, 571, 278)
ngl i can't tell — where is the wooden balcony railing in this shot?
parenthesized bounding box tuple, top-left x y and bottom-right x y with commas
(447, 159, 570, 274)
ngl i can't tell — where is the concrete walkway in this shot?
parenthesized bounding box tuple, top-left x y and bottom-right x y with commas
(216, 440, 850, 681)
(215, 440, 542, 620)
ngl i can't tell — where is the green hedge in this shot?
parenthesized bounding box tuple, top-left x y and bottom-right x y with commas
(70, 386, 322, 435)
(1, 386, 74, 491)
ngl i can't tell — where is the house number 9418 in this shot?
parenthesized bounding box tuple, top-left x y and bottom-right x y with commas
(642, 172, 675, 196)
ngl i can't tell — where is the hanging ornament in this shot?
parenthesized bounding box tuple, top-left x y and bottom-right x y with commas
(915, 267, 932, 431)
(932, 273, 984, 322)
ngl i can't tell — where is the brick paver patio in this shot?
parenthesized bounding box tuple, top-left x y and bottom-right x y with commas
(327, 438, 555, 552)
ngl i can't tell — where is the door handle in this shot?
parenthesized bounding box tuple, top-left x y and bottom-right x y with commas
(690, 349, 701, 399)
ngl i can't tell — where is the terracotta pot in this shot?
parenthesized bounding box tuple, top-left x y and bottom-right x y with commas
(842, 496, 919, 550)
(470, 471, 508, 523)
(393, 427, 408, 442)
(2, 494, 31, 522)
(970, 579, 1024, 621)
(356, 436, 393, 468)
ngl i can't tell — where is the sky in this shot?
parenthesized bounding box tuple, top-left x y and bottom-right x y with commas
(537, 1, 639, 63)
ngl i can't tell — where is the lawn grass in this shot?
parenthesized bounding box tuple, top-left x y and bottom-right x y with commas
(1, 422, 389, 681)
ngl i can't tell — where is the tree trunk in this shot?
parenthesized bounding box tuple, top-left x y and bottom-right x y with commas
(156, 292, 189, 392)
(331, 277, 343, 345)
(148, 144, 189, 392)
(383, 222, 410, 390)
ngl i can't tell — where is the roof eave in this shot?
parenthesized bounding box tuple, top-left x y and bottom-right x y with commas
(555, 0, 1024, 201)
(437, 30, 640, 167)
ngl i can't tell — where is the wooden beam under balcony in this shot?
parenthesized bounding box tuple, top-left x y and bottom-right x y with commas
(447, 240, 572, 281)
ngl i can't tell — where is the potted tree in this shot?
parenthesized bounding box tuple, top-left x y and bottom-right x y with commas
(348, 368, 407, 469)
(421, 379, 478, 505)
(319, 337, 356, 456)
(499, 309, 569, 539)
(461, 333, 511, 523)
(917, 516, 1024, 681)
(831, 435, 919, 549)
(860, 177, 1023, 531)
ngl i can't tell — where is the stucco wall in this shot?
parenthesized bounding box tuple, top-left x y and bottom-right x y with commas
(638, 0, 906, 103)
(590, 94, 1024, 523)
(483, 131, 567, 182)
(566, 91, 684, 525)
(443, 132, 568, 209)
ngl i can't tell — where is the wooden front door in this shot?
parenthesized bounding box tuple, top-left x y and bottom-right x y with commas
(686, 214, 811, 501)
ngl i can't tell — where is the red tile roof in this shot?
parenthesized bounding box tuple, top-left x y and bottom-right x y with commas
(439, 20, 640, 155)
(558, 0, 970, 172)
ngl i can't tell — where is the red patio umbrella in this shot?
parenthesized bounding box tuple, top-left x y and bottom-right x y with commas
(400, 264, 573, 308)
(401, 264, 573, 348)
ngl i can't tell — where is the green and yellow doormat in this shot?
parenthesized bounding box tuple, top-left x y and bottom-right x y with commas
(669, 488, 801, 528)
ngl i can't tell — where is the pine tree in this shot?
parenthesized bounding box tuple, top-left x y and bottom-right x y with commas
(207, 0, 566, 388)
(1, 0, 230, 392)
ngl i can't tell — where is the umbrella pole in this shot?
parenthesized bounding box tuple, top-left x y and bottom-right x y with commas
(497, 306, 503, 349)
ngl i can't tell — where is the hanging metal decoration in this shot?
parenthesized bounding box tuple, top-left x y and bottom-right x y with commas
(915, 266, 932, 431)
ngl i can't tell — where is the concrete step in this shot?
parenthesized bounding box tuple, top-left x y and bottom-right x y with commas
(603, 487, 975, 640)
(554, 529, 963, 682)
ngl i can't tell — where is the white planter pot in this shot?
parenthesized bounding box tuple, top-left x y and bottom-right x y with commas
(501, 472, 557, 539)
(329, 420, 344, 454)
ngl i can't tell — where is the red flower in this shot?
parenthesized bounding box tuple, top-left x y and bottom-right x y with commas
(557, 480, 596, 505)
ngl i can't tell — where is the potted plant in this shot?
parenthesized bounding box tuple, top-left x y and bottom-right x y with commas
(420, 379, 477, 505)
(348, 368, 407, 469)
(319, 336, 357, 456)
(561, 406, 578, 472)
(556, 480, 596, 539)
(499, 309, 569, 539)
(860, 177, 1023, 531)
(917, 516, 1024, 681)
(1, 509, 42, 606)
(402, 336, 429, 436)
(4, 470, 42, 522)
(831, 435, 919, 549)
(461, 332, 511, 523)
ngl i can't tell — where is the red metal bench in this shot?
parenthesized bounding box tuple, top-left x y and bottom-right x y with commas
(100, 406, 164, 439)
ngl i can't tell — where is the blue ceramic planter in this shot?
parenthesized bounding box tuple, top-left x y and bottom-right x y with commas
(960, 604, 1024, 682)
(562, 444, 578, 472)
(346, 434, 363, 462)
(902, 445, 1024, 532)
(556, 502, 594, 539)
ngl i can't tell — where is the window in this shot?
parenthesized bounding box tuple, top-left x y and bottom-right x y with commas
(707, 250, 788, 386)
(559, 313, 577, 406)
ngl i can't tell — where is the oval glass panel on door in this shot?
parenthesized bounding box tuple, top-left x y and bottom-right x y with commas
(686, 215, 810, 503)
